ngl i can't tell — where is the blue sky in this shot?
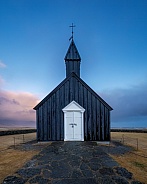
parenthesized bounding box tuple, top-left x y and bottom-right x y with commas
(0, 0, 147, 128)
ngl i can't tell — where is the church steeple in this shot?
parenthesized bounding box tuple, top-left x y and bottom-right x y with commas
(64, 39, 81, 77)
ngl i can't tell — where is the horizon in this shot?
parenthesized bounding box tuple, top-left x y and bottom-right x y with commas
(0, 1, 147, 128)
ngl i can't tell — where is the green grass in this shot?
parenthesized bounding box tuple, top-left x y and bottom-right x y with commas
(132, 161, 146, 169)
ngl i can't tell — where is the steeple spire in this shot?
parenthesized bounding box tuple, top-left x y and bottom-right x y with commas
(64, 39, 81, 61)
(65, 29, 81, 78)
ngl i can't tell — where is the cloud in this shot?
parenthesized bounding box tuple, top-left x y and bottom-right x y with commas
(0, 60, 6, 68)
(0, 76, 5, 87)
(0, 90, 39, 126)
(99, 82, 147, 127)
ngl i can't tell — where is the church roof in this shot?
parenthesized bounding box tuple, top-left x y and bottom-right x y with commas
(34, 72, 113, 111)
(64, 39, 81, 61)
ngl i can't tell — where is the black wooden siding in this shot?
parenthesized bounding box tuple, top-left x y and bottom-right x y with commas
(66, 60, 80, 77)
(36, 74, 111, 141)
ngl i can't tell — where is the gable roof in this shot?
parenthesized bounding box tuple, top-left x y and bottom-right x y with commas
(34, 72, 113, 111)
(64, 39, 81, 61)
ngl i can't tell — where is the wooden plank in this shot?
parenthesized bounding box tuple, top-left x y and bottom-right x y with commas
(36, 110, 39, 141)
(108, 111, 110, 140)
(39, 107, 41, 140)
(98, 100, 101, 140)
(48, 98, 52, 140)
(80, 83, 84, 107)
(78, 81, 81, 104)
(95, 100, 98, 140)
(46, 100, 48, 141)
(56, 89, 60, 140)
(69, 77, 73, 102)
(74, 61, 77, 75)
(104, 107, 107, 140)
(101, 104, 104, 141)
(50, 96, 53, 140)
(83, 87, 88, 140)
(40, 106, 43, 141)
(42, 105, 45, 141)
(52, 94, 56, 140)
(60, 85, 64, 140)
(87, 91, 92, 140)
(107, 107, 109, 140)
(47, 101, 49, 141)
(38, 108, 40, 140)
(92, 96, 96, 140)
(74, 78, 78, 102)
(43, 102, 48, 141)
(39, 108, 42, 141)
(65, 80, 69, 106)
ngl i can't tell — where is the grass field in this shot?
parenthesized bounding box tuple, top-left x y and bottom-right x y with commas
(111, 132, 147, 183)
(111, 132, 147, 151)
(0, 132, 146, 183)
(0, 132, 39, 183)
(0, 133, 36, 151)
(0, 149, 38, 183)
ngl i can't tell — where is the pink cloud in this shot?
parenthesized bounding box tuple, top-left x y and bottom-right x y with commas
(0, 76, 5, 87)
(0, 90, 39, 124)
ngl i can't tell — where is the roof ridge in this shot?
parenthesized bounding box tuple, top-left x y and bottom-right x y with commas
(34, 72, 113, 111)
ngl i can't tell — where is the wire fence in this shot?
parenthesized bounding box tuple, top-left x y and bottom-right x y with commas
(0, 133, 36, 152)
(111, 133, 147, 158)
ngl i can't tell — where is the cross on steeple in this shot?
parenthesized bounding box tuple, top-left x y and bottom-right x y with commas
(69, 23, 76, 41)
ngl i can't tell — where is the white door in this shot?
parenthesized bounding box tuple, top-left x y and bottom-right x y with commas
(66, 111, 82, 140)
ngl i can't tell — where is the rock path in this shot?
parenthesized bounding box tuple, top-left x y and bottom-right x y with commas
(2, 141, 143, 184)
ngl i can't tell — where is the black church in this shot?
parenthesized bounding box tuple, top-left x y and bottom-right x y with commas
(34, 36, 113, 141)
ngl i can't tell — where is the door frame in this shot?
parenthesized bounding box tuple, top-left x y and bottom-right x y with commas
(62, 101, 85, 141)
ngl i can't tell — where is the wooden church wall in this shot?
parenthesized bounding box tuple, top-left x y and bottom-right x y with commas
(36, 76, 110, 141)
(66, 61, 80, 77)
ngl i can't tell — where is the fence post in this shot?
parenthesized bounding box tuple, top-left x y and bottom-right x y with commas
(136, 138, 138, 151)
(23, 134, 25, 143)
(13, 137, 15, 148)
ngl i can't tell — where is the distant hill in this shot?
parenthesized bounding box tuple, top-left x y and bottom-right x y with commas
(111, 128, 147, 133)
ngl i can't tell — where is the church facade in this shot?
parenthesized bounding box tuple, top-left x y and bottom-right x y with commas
(34, 39, 113, 141)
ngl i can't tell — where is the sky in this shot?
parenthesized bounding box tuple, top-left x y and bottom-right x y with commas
(0, 0, 147, 128)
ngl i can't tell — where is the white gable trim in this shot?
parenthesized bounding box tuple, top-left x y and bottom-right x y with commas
(62, 101, 85, 112)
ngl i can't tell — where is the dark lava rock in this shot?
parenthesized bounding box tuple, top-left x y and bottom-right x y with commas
(51, 162, 72, 178)
(131, 181, 144, 184)
(89, 157, 100, 163)
(81, 169, 94, 177)
(29, 175, 50, 184)
(103, 160, 119, 168)
(99, 167, 115, 175)
(101, 141, 132, 155)
(52, 178, 98, 184)
(71, 170, 83, 178)
(112, 176, 129, 184)
(80, 162, 89, 170)
(88, 162, 101, 171)
(96, 176, 115, 184)
(17, 168, 41, 178)
(42, 169, 52, 178)
(115, 167, 133, 179)
(2, 176, 27, 184)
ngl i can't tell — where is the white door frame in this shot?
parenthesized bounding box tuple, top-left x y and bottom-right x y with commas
(62, 101, 85, 141)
